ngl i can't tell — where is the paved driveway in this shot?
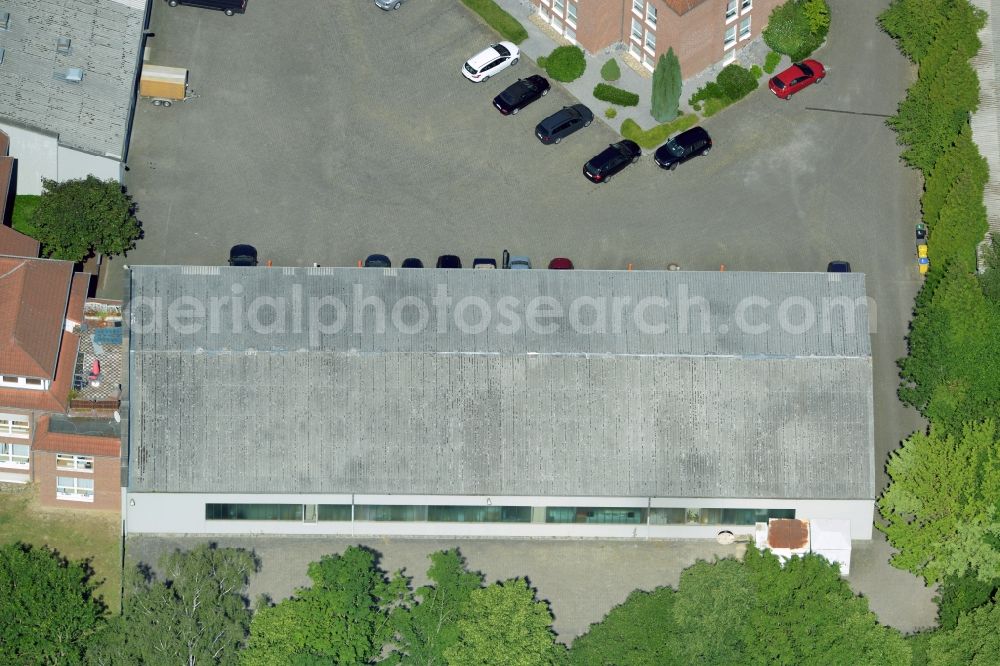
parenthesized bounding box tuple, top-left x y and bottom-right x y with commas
(108, 0, 935, 630)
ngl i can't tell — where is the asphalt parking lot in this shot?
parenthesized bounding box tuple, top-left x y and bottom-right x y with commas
(109, 0, 935, 630)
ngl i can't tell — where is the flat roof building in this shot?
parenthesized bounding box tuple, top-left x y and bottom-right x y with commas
(123, 266, 876, 540)
(0, 0, 147, 194)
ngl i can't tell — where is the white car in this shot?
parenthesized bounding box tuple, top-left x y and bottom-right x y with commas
(462, 42, 520, 82)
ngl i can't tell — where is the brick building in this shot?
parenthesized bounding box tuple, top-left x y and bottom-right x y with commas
(0, 129, 121, 510)
(533, 0, 779, 75)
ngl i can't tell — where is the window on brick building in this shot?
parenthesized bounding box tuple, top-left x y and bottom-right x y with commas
(0, 414, 29, 437)
(56, 476, 94, 501)
(724, 24, 737, 48)
(631, 17, 642, 42)
(726, 0, 738, 20)
(646, 4, 656, 27)
(0, 442, 29, 467)
(645, 29, 656, 52)
(632, 0, 643, 16)
(57, 454, 94, 472)
(740, 16, 751, 39)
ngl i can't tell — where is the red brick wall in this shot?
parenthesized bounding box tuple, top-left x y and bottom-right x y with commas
(532, 0, 782, 79)
(34, 450, 120, 512)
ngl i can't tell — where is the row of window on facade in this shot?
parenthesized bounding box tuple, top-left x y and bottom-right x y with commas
(0, 445, 93, 471)
(0, 414, 30, 437)
(205, 503, 795, 525)
(626, 0, 754, 71)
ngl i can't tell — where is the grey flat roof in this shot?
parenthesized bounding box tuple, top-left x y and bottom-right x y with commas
(126, 267, 875, 500)
(0, 0, 144, 157)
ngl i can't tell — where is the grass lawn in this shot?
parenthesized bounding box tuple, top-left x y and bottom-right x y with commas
(11, 194, 42, 238)
(620, 114, 699, 149)
(0, 485, 121, 612)
(459, 0, 528, 44)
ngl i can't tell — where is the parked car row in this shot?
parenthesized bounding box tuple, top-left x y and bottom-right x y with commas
(363, 252, 574, 270)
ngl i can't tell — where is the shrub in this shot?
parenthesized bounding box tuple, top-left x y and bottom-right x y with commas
(459, 0, 529, 44)
(688, 81, 725, 106)
(537, 55, 547, 68)
(763, 0, 829, 61)
(651, 48, 682, 122)
(544, 45, 586, 82)
(600, 58, 621, 82)
(802, 0, 831, 34)
(716, 64, 758, 101)
(703, 97, 730, 117)
(605, 107, 617, 119)
(981, 236, 1000, 302)
(621, 114, 699, 149)
(750, 64, 763, 78)
(764, 50, 782, 74)
(593, 83, 639, 106)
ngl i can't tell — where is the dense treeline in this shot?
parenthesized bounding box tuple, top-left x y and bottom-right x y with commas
(877, 0, 1000, 660)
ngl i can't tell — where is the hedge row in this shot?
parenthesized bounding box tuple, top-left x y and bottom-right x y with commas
(593, 83, 639, 107)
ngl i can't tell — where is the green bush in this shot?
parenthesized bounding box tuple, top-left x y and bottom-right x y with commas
(593, 83, 639, 106)
(688, 81, 725, 106)
(750, 64, 763, 78)
(935, 571, 1000, 630)
(703, 97, 730, 117)
(716, 64, 758, 101)
(544, 45, 586, 82)
(605, 107, 617, 119)
(981, 236, 1000, 302)
(459, 0, 529, 44)
(621, 114, 699, 149)
(763, 0, 829, 61)
(600, 58, 621, 82)
(764, 50, 782, 74)
(537, 55, 547, 68)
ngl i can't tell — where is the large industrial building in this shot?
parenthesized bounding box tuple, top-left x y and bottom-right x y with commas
(123, 267, 875, 540)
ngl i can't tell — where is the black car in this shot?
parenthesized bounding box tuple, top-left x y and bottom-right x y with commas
(364, 254, 391, 268)
(535, 104, 594, 144)
(583, 140, 641, 183)
(228, 244, 258, 266)
(436, 255, 462, 268)
(493, 75, 550, 115)
(827, 261, 852, 273)
(401, 257, 424, 268)
(166, 0, 245, 16)
(653, 126, 712, 171)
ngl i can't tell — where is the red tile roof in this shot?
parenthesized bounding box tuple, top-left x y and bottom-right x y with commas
(662, 0, 710, 15)
(0, 257, 75, 378)
(0, 272, 89, 413)
(32, 415, 120, 458)
(0, 225, 39, 258)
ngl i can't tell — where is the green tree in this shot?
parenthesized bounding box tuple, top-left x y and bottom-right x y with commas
(31, 176, 141, 263)
(445, 578, 564, 666)
(935, 570, 999, 630)
(763, 0, 828, 61)
(89, 544, 257, 665)
(242, 546, 407, 665)
(388, 549, 484, 665)
(0, 543, 107, 665)
(651, 49, 682, 122)
(570, 547, 909, 666)
(980, 235, 1000, 302)
(879, 421, 1000, 584)
(898, 267, 1000, 434)
(569, 588, 680, 665)
(801, 0, 830, 34)
(927, 600, 1000, 664)
(879, 0, 983, 63)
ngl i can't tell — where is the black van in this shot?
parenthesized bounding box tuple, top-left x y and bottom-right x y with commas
(166, 0, 246, 16)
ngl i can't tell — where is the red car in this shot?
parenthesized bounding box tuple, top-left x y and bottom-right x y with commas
(768, 59, 825, 99)
(548, 258, 574, 270)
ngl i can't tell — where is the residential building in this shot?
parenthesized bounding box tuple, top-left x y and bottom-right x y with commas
(0, 253, 122, 506)
(123, 267, 876, 540)
(0, 0, 148, 194)
(534, 0, 778, 75)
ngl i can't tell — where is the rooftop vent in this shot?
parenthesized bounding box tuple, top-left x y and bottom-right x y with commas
(0, 12, 9, 31)
(54, 67, 84, 82)
(56, 37, 71, 55)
